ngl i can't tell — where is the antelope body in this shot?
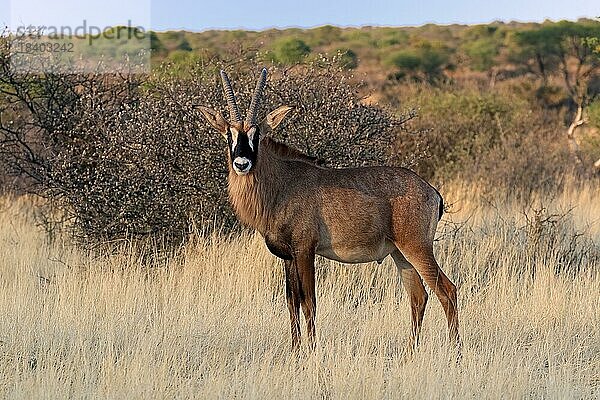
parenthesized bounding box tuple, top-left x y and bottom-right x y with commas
(199, 69, 459, 352)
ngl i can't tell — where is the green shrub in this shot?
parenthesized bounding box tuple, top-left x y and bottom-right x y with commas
(417, 42, 450, 76)
(393, 85, 570, 193)
(386, 50, 421, 71)
(374, 29, 409, 48)
(310, 25, 342, 46)
(335, 48, 358, 69)
(463, 38, 499, 71)
(271, 38, 311, 64)
(588, 100, 600, 128)
(386, 41, 450, 81)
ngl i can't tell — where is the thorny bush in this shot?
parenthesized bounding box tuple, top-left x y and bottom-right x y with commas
(0, 48, 414, 246)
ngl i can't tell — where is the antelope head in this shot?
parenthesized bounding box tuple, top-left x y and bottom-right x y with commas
(198, 68, 293, 175)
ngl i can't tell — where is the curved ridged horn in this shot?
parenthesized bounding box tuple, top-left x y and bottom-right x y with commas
(245, 68, 267, 127)
(220, 70, 242, 122)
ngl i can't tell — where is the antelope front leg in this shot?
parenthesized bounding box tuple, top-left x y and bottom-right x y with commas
(296, 249, 317, 350)
(284, 259, 301, 352)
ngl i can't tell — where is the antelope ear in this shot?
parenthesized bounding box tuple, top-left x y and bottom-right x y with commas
(265, 106, 293, 130)
(197, 106, 228, 138)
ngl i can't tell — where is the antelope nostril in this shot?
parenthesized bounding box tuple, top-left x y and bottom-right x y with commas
(234, 160, 249, 170)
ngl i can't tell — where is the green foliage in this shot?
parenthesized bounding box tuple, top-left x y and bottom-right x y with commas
(310, 25, 342, 46)
(176, 38, 192, 51)
(513, 21, 600, 76)
(150, 32, 167, 56)
(580, 97, 600, 163)
(340, 29, 372, 43)
(463, 25, 499, 40)
(271, 38, 311, 64)
(463, 38, 500, 71)
(386, 50, 420, 71)
(223, 30, 247, 41)
(335, 48, 358, 69)
(585, 36, 600, 53)
(374, 29, 409, 48)
(588, 100, 600, 128)
(146, 20, 598, 84)
(416, 41, 450, 76)
(166, 50, 203, 68)
(395, 86, 570, 191)
(386, 41, 450, 81)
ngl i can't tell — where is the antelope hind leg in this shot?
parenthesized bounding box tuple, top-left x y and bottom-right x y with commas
(391, 250, 428, 355)
(284, 259, 302, 352)
(396, 244, 460, 348)
(296, 249, 317, 351)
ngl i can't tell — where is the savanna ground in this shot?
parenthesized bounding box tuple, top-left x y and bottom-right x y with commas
(0, 184, 598, 399)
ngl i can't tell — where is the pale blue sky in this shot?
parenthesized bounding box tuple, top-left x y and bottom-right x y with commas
(2, 0, 598, 31)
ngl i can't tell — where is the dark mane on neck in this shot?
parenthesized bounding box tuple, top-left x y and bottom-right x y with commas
(262, 136, 322, 165)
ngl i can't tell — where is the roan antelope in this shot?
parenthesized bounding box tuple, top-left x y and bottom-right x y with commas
(198, 68, 459, 353)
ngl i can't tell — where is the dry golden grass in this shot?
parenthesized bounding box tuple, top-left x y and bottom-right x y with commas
(0, 186, 598, 399)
